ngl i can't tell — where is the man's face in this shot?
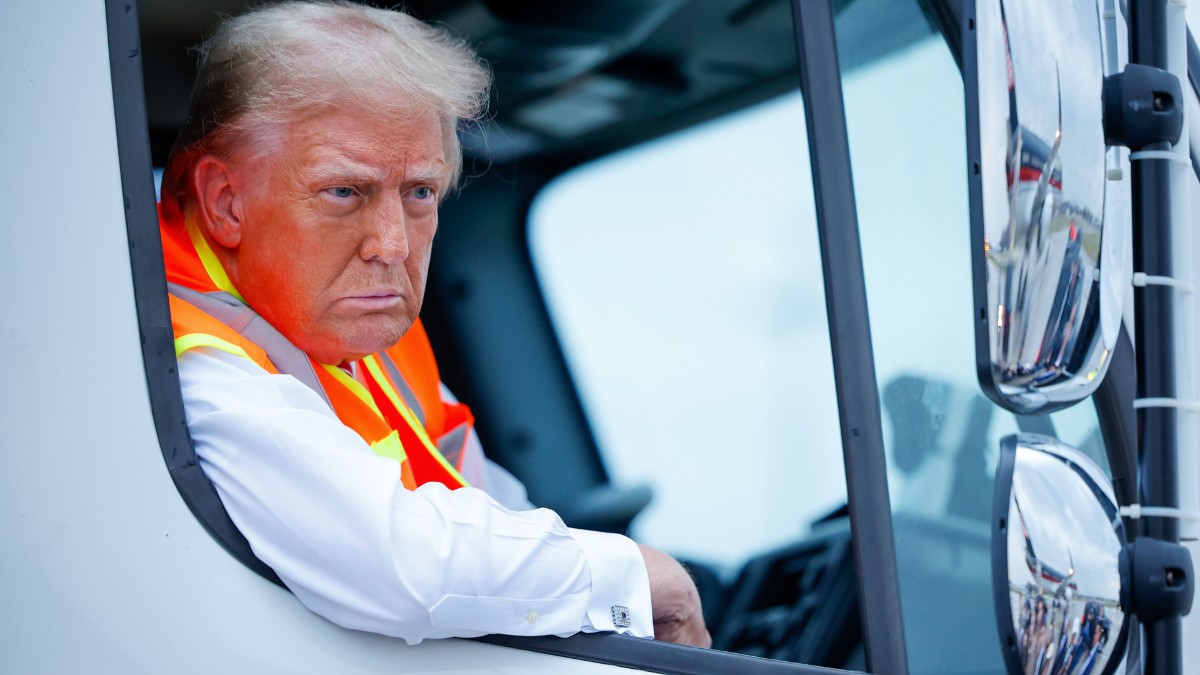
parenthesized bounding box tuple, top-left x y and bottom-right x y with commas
(220, 103, 450, 364)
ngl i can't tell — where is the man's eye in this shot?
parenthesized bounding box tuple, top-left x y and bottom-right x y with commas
(328, 186, 357, 199)
(411, 186, 435, 201)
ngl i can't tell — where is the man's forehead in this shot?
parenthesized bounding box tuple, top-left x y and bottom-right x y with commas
(278, 109, 450, 183)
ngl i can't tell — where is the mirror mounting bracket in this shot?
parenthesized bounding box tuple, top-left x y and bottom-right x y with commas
(1103, 63, 1184, 150)
(1119, 536, 1195, 624)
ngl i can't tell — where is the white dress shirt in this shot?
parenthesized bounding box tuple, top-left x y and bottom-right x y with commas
(177, 345, 654, 644)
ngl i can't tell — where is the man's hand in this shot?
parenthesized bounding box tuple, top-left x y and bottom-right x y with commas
(638, 544, 712, 648)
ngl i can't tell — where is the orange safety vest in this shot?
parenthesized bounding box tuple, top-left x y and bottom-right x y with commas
(161, 204, 471, 492)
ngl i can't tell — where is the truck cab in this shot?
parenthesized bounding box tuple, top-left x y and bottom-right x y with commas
(2, 0, 1197, 673)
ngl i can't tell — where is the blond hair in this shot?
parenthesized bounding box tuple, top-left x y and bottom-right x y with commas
(161, 1, 490, 214)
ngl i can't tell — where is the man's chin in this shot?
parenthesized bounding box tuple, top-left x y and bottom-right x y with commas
(290, 313, 414, 364)
(338, 323, 412, 361)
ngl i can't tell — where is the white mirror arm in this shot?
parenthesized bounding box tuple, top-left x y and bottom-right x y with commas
(1133, 397, 1200, 412)
(1132, 272, 1195, 293)
(1120, 504, 1200, 524)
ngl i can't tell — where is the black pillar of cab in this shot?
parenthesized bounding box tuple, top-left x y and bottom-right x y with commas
(1129, 0, 1188, 673)
(790, 1, 909, 673)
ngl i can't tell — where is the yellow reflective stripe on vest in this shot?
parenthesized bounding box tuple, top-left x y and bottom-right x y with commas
(175, 332, 254, 361)
(369, 429, 407, 463)
(184, 215, 245, 303)
(362, 354, 470, 487)
(174, 340, 407, 466)
(319, 362, 386, 418)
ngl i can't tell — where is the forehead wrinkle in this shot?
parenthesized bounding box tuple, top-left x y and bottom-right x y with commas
(279, 116, 451, 189)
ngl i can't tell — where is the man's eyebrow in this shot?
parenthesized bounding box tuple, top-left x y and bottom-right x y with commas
(303, 159, 385, 184)
(304, 160, 450, 186)
(406, 162, 451, 185)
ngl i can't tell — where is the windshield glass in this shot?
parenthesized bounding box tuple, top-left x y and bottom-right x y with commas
(530, 91, 845, 572)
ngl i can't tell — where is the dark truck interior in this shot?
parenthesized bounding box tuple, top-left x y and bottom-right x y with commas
(135, 0, 962, 671)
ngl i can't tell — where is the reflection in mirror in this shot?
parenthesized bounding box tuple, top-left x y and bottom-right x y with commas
(967, 0, 1128, 414)
(992, 434, 1128, 675)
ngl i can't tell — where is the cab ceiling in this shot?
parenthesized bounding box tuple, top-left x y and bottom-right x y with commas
(139, 0, 938, 168)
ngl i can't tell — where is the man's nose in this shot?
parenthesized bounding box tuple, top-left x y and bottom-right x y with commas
(361, 200, 410, 264)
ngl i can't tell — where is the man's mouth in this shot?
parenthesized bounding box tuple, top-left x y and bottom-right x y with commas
(340, 291, 403, 311)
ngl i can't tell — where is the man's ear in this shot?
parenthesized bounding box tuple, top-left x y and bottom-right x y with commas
(192, 156, 243, 248)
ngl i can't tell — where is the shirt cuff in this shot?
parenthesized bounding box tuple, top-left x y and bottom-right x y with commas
(570, 528, 654, 639)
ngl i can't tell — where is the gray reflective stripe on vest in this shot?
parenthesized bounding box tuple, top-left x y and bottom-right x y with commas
(375, 351, 426, 426)
(168, 282, 332, 409)
(436, 423, 468, 472)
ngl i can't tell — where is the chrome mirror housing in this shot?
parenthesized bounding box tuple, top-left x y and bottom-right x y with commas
(965, 0, 1129, 414)
(992, 434, 1128, 675)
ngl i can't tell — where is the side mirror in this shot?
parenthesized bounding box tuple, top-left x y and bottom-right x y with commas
(964, 0, 1129, 414)
(992, 434, 1129, 675)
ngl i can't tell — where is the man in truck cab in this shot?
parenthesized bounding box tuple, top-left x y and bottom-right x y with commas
(157, 0, 709, 647)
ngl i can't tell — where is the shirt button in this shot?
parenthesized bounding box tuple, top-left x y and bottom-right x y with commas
(526, 611, 539, 625)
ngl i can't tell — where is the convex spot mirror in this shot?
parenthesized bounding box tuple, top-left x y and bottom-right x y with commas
(992, 434, 1129, 675)
(965, 0, 1130, 414)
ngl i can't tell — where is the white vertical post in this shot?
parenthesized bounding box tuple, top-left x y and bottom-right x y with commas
(1168, 0, 1200, 667)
